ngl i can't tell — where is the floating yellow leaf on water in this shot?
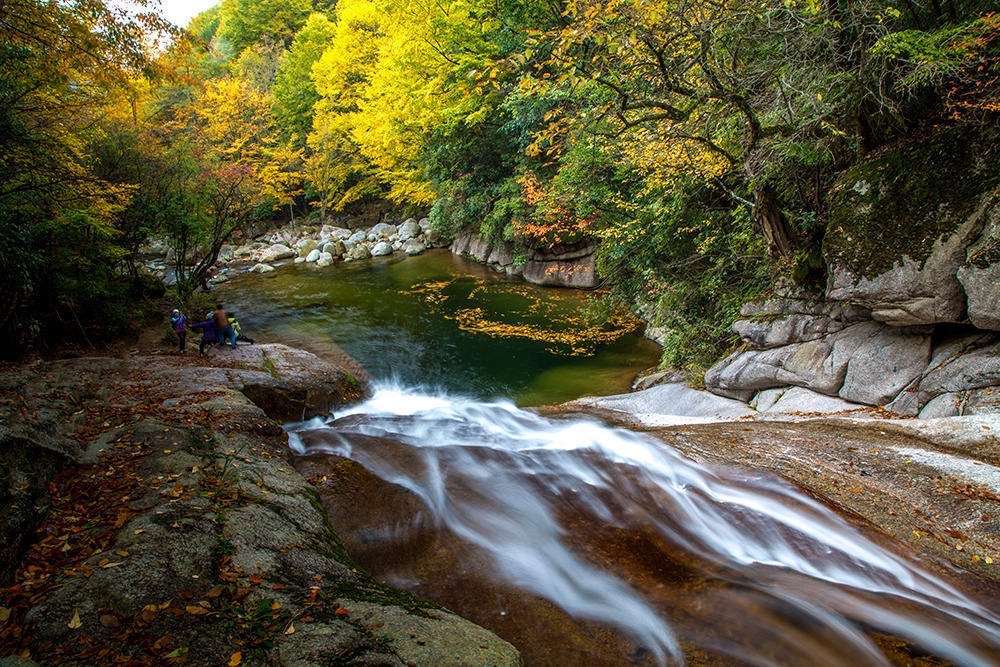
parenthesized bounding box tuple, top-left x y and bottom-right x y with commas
(284, 623, 296, 635)
(68, 609, 82, 629)
(986, 556, 994, 564)
(270, 601, 282, 610)
(0, 606, 10, 622)
(228, 651, 242, 666)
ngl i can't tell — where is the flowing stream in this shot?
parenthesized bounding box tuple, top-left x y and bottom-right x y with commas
(223, 255, 999, 664)
(289, 383, 1000, 666)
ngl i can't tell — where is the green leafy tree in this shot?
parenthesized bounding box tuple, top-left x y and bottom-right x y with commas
(273, 12, 337, 147)
(218, 0, 313, 54)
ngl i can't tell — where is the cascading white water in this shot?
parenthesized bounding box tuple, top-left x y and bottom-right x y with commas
(288, 382, 1000, 665)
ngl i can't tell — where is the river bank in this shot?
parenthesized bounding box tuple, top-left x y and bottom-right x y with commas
(2, 330, 998, 664)
(0, 344, 520, 665)
(5, 244, 1000, 664)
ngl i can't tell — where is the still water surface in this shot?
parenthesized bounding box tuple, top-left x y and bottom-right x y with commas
(218, 249, 660, 405)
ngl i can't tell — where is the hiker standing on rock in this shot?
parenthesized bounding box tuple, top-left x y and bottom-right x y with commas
(169, 309, 187, 352)
(190, 312, 219, 354)
(214, 303, 237, 350)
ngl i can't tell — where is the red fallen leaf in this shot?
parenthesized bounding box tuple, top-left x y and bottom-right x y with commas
(205, 586, 223, 599)
(334, 608, 350, 617)
(248, 575, 263, 585)
(99, 614, 119, 628)
(184, 605, 208, 616)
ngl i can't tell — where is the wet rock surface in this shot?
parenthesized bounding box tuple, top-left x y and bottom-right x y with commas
(295, 401, 1000, 666)
(0, 346, 519, 666)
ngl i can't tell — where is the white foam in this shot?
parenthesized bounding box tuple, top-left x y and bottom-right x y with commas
(288, 382, 1000, 665)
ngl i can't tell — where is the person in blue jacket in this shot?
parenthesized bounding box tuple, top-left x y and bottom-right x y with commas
(169, 309, 187, 352)
(190, 312, 220, 354)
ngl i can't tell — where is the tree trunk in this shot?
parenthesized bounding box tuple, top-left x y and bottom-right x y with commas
(754, 185, 796, 258)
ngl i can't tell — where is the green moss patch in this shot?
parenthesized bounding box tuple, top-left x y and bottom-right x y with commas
(823, 123, 1000, 278)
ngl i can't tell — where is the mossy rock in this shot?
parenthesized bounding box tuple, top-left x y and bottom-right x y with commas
(823, 122, 1000, 280)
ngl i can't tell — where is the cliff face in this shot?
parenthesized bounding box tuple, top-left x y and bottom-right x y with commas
(703, 124, 1000, 419)
(0, 346, 520, 666)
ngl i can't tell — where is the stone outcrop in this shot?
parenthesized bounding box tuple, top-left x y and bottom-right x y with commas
(0, 346, 520, 666)
(822, 124, 1000, 328)
(705, 284, 1000, 418)
(450, 228, 598, 288)
(702, 124, 1000, 419)
(957, 190, 1000, 331)
(570, 382, 756, 425)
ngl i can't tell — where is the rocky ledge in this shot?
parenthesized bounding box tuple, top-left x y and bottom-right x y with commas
(450, 229, 597, 288)
(695, 124, 1000, 419)
(0, 345, 520, 665)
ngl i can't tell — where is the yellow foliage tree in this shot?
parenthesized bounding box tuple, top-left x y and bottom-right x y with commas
(308, 0, 500, 210)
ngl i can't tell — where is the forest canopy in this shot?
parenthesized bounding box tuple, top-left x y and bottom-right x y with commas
(1, 0, 997, 363)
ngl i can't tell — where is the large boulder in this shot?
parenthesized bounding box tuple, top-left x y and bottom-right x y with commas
(305, 248, 321, 263)
(733, 290, 869, 349)
(886, 334, 1000, 416)
(570, 382, 756, 425)
(451, 228, 494, 263)
(296, 239, 318, 257)
(837, 326, 931, 405)
(370, 241, 393, 257)
(521, 250, 596, 288)
(425, 228, 446, 247)
(956, 190, 1000, 331)
(402, 239, 426, 256)
(706, 321, 931, 406)
(322, 240, 345, 256)
(346, 229, 368, 246)
(345, 244, 371, 262)
(754, 386, 870, 416)
(823, 124, 1000, 326)
(320, 225, 353, 241)
(371, 222, 397, 239)
(398, 218, 422, 241)
(250, 262, 275, 273)
(260, 243, 296, 263)
(315, 251, 334, 267)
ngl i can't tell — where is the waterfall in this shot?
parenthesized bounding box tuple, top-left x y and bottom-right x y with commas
(288, 382, 1000, 665)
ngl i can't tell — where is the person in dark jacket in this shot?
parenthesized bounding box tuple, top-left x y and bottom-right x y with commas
(228, 312, 255, 345)
(169, 309, 187, 352)
(190, 313, 220, 354)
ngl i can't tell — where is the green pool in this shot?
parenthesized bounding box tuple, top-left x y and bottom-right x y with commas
(217, 249, 660, 405)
